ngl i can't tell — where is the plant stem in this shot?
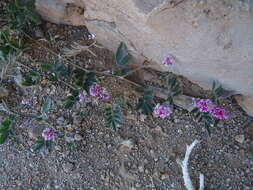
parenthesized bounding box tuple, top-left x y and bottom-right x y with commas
(21, 31, 143, 88)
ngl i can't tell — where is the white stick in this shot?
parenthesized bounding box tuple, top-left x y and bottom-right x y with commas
(199, 174, 204, 190)
(178, 140, 205, 190)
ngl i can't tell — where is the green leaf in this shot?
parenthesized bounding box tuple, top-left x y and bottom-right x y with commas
(29, 70, 40, 76)
(116, 42, 132, 67)
(204, 122, 211, 136)
(0, 116, 16, 144)
(45, 140, 53, 150)
(32, 139, 45, 152)
(136, 89, 154, 115)
(73, 69, 86, 87)
(1, 120, 11, 128)
(64, 90, 80, 109)
(136, 98, 154, 115)
(105, 104, 122, 131)
(0, 29, 21, 60)
(41, 64, 53, 71)
(49, 74, 57, 81)
(0, 129, 9, 144)
(42, 97, 53, 113)
(166, 75, 182, 106)
(7, 0, 41, 32)
(211, 81, 225, 104)
(84, 72, 97, 93)
(64, 99, 76, 109)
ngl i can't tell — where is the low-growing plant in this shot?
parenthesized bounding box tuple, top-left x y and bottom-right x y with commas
(0, 33, 232, 157)
(64, 71, 97, 109)
(0, 29, 22, 60)
(191, 107, 215, 135)
(191, 96, 229, 135)
(6, 0, 41, 32)
(166, 75, 182, 106)
(136, 88, 154, 115)
(105, 104, 122, 131)
(21, 69, 40, 86)
(41, 60, 69, 81)
(115, 42, 132, 76)
(32, 127, 59, 152)
(211, 81, 225, 104)
(0, 115, 16, 144)
(64, 90, 80, 109)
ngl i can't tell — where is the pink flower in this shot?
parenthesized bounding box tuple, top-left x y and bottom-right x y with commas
(79, 93, 91, 103)
(162, 55, 175, 66)
(89, 84, 110, 100)
(195, 99, 214, 113)
(154, 104, 172, 118)
(42, 128, 57, 141)
(21, 98, 32, 106)
(89, 84, 103, 97)
(210, 106, 229, 120)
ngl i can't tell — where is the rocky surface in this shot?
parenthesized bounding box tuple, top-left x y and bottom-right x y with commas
(36, 0, 253, 116)
(1, 3, 253, 188)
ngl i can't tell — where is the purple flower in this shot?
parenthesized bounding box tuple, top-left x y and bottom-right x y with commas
(99, 90, 110, 100)
(89, 84, 103, 97)
(88, 33, 95, 40)
(89, 84, 110, 100)
(195, 99, 214, 113)
(154, 104, 172, 118)
(79, 93, 91, 103)
(162, 55, 175, 66)
(210, 106, 229, 120)
(21, 98, 33, 106)
(42, 128, 57, 141)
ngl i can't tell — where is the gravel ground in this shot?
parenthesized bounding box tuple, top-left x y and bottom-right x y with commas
(0, 19, 253, 190)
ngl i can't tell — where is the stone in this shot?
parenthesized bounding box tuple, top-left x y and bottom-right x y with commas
(62, 162, 74, 173)
(56, 117, 65, 125)
(0, 87, 9, 98)
(74, 134, 82, 141)
(235, 135, 245, 144)
(138, 165, 144, 173)
(243, 122, 253, 141)
(36, 0, 253, 116)
(235, 95, 253, 117)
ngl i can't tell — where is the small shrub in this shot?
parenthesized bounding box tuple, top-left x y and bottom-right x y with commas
(6, 0, 41, 32)
(0, 115, 16, 144)
(136, 88, 154, 115)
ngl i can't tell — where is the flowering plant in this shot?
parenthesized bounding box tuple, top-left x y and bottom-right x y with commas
(154, 103, 172, 119)
(192, 98, 229, 135)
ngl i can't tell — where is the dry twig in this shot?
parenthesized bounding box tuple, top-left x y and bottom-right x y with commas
(177, 140, 205, 190)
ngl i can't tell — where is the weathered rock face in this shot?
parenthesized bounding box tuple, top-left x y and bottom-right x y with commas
(235, 95, 253, 117)
(36, 0, 253, 116)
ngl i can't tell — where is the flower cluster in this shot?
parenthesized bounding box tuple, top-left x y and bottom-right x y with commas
(88, 33, 95, 40)
(42, 128, 57, 141)
(79, 92, 91, 103)
(154, 104, 172, 118)
(193, 98, 228, 120)
(89, 84, 109, 100)
(210, 106, 229, 120)
(161, 54, 175, 66)
(195, 99, 214, 113)
(21, 98, 32, 106)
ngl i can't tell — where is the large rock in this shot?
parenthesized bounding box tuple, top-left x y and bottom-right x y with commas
(235, 94, 253, 117)
(36, 0, 253, 116)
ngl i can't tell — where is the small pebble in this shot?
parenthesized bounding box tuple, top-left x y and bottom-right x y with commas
(235, 135, 245, 144)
